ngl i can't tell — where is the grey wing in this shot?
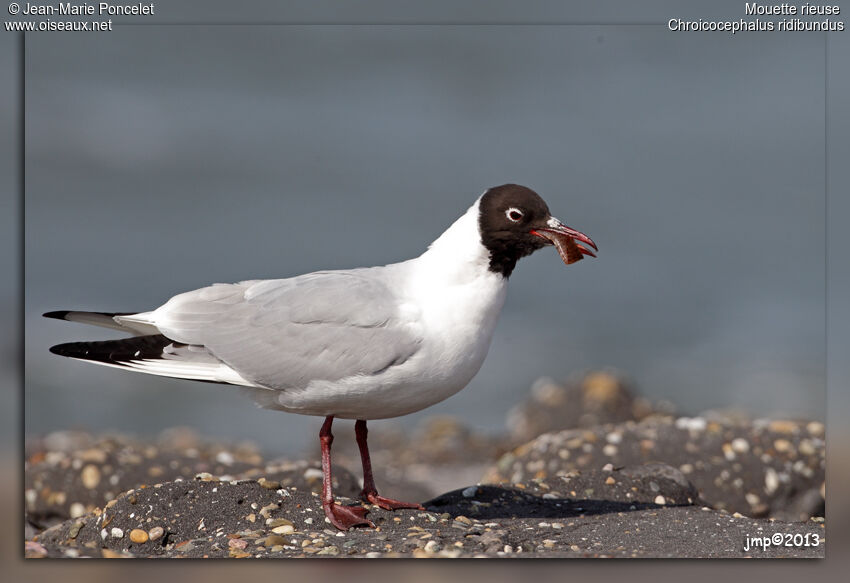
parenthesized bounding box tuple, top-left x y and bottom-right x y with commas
(150, 269, 423, 389)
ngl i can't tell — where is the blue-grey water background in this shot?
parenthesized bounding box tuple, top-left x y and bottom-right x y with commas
(19, 19, 835, 456)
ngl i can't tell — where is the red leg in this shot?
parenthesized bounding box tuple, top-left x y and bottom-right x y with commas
(319, 416, 373, 530)
(355, 419, 425, 511)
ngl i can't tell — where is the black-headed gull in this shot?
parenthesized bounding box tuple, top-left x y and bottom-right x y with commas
(45, 183, 597, 529)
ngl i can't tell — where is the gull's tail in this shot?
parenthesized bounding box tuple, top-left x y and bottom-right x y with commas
(44, 311, 257, 387)
(43, 310, 159, 336)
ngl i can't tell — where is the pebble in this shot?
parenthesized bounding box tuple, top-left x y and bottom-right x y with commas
(424, 540, 441, 553)
(768, 420, 798, 434)
(148, 526, 164, 541)
(81, 464, 101, 489)
(263, 534, 289, 548)
(68, 521, 84, 539)
(272, 525, 295, 535)
(605, 476, 616, 485)
(654, 495, 666, 505)
(455, 515, 472, 525)
(81, 447, 110, 463)
(303, 468, 323, 480)
(110, 527, 124, 539)
(675, 417, 707, 432)
(25, 541, 48, 558)
(175, 540, 195, 553)
(602, 463, 614, 472)
(462, 486, 478, 498)
(69, 502, 86, 518)
(602, 444, 618, 456)
(764, 468, 780, 495)
(129, 529, 148, 543)
(215, 451, 234, 465)
(773, 439, 792, 453)
(798, 440, 817, 456)
(731, 438, 750, 454)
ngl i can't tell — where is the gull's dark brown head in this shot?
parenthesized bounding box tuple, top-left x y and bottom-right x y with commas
(477, 184, 597, 277)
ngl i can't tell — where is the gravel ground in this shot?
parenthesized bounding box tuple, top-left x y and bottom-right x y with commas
(27, 472, 825, 558)
(24, 374, 826, 558)
(483, 415, 825, 521)
(24, 429, 361, 535)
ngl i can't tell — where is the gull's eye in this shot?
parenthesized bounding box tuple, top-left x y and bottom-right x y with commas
(506, 208, 524, 222)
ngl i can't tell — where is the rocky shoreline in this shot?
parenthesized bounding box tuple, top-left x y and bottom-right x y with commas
(25, 372, 826, 558)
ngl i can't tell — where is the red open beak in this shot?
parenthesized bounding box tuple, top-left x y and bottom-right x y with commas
(531, 218, 598, 265)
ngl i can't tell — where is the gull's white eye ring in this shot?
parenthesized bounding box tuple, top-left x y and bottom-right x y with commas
(506, 208, 524, 222)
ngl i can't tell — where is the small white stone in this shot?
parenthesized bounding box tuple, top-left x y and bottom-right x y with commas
(798, 440, 817, 456)
(764, 468, 779, 495)
(69, 503, 86, 518)
(731, 438, 750, 454)
(303, 468, 323, 480)
(215, 451, 235, 465)
(462, 486, 477, 498)
(424, 540, 440, 553)
(110, 527, 124, 538)
(675, 417, 707, 432)
(654, 495, 666, 505)
(602, 444, 618, 456)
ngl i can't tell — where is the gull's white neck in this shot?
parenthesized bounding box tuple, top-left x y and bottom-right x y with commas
(414, 198, 497, 285)
(402, 197, 508, 343)
(395, 197, 508, 394)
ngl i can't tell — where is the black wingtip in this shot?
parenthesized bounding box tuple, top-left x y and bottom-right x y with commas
(49, 343, 72, 356)
(43, 310, 71, 320)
